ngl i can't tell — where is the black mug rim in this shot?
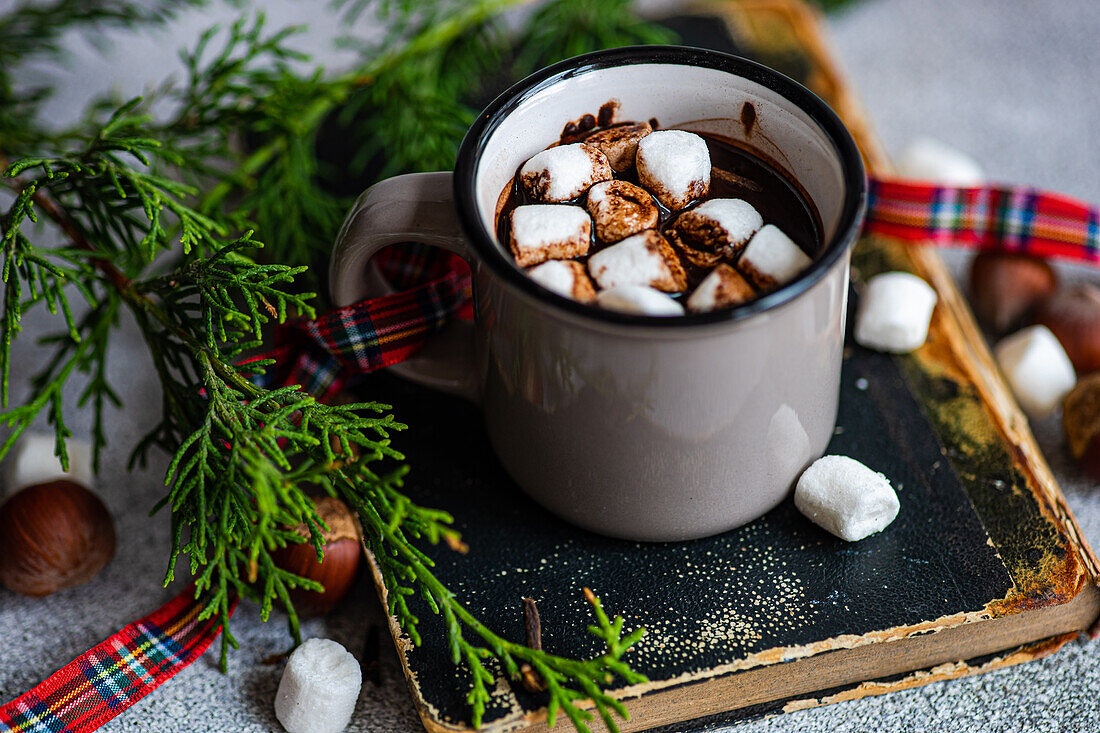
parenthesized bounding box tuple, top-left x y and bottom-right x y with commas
(453, 45, 868, 328)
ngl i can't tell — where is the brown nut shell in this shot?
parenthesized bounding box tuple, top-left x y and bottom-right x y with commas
(0, 480, 116, 596)
(1034, 285, 1100, 375)
(271, 496, 361, 616)
(1063, 372, 1100, 480)
(968, 251, 1057, 334)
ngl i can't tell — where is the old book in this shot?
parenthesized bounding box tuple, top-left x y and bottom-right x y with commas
(355, 2, 1100, 731)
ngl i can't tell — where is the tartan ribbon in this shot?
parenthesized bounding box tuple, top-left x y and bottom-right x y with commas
(866, 176, 1100, 263)
(5, 177, 1100, 733)
(249, 244, 473, 400)
(0, 587, 236, 733)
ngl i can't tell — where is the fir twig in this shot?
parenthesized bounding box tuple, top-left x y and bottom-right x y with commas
(0, 1, 672, 728)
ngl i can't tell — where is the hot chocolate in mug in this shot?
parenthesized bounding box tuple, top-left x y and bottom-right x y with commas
(329, 46, 867, 542)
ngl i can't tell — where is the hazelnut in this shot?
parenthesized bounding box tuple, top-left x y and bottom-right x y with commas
(1063, 373, 1100, 480)
(0, 480, 116, 596)
(272, 496, 361, 616)
(1034, 284, 1100, 375)
(968, 251, 1057, 335)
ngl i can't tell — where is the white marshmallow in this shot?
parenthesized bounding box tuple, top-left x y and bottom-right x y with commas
(520, 143, 613, 203)
(275, 638, 362, 733)
(737, 224, 812, 291)
(587, 231, 686, 293)
(596, 285, 685, 316)
(994, 325, 1077, 419)
(854, 272, 938, 353)
(675, 198, 763, 255)
(526, 260, 596, 303)
(635, 130, 711, 210)
(4, 433, 93, 495)
(896, 137, 984, 186)
(508, 205, 591, 268)
(528, 260, 575, 297)
(795, 455, 900, 542)
(685, 264, 756, 313)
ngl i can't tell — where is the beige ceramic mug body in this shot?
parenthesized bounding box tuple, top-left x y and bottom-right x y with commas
(330, 47, 867, 542)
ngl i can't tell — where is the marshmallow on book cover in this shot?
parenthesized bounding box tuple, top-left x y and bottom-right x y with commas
(895, 136, 984, 186)
(635, 129, 711, 210)
(994, 325, 1077, 420)
(854, 272, 938, 354)
(520, 142, 613, 203)
(583, 121, 652, 172)
(586, 180, 659, 243)
(736, 224, 812, 291)
(596, 284, 685, 316)
(795, 455, 900, 542)
(274, 638, 362, 733)
(686, 264, 756, 313)
(4, 432, 93, 496)
(526, 260, 597, 303)
(508, 204, 591, 268)
(587, 230, 687, 293)
(673, 198, 763, 257)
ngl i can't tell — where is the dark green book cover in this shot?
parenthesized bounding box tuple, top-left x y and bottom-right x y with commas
(353, 3, 1099, 731)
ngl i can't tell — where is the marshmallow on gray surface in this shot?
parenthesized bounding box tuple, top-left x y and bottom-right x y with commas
(854, 271, 938, 353)
(672, 198, 763, 257)
(635, 130, 711, 210)
(275, 638, 362, 733)
(587, 230, 687, 293)
(4, 432, 93, 495)
(686, 264, 757, 312)
(795, 455, 900, 542)
(583, 121, 652, 172)
(895, 136, 984, 186)
(508, 204, 591, 268)
(526, 260, 597, 303)
(520, 143, 613, 203)
(586, 179, 659, 243)
(736, 224, 812, 292)
(596, 285, 685, 316)
(994, 325, 1077, 420)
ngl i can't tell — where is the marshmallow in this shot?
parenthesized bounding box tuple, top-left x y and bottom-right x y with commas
(275, 638, 362, 733)
(994, 325, 1077, 419)
(587, 230, 687, 293)
(583, 121, 652, 172)
(4, 433, 93, 495)
(686, 264, 757, 312)
(795, 455, 900, 542)
(854, 272, 938, 354)
(508, 205, 591, 268)
(635, 130, 711, 210)
(895, 136, 984, 186)
(520, 143, 613, 203)
(586, 180, 659, 243)
(526, 260, 597, 303)
(736, 224, 812, 292)
(669, 234, 723, 269)
(596, 285, 685, 316)
(671, 199, 763, 258)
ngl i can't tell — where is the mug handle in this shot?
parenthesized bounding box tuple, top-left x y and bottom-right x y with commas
(329, 171, 479, 402)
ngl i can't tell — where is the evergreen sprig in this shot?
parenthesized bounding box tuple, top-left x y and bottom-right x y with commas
(0, 1, 670, 729)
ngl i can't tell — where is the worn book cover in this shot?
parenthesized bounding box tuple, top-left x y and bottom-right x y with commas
(355, 2, 1100, 731)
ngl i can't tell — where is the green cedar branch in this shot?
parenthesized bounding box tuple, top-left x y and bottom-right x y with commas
(0, 2, 671, 728)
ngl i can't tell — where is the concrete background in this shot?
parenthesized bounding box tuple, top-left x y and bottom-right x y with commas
(2, 0, 1099, 730)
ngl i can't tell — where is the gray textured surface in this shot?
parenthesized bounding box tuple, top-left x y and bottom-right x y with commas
(2, 0, 1100, 730)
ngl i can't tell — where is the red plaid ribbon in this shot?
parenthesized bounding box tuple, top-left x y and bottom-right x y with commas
(0, 587, 235, 733)
(866, 177, 1100, 262)
(5, 178, 1100, 733)
(250, 243, 473, 400)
